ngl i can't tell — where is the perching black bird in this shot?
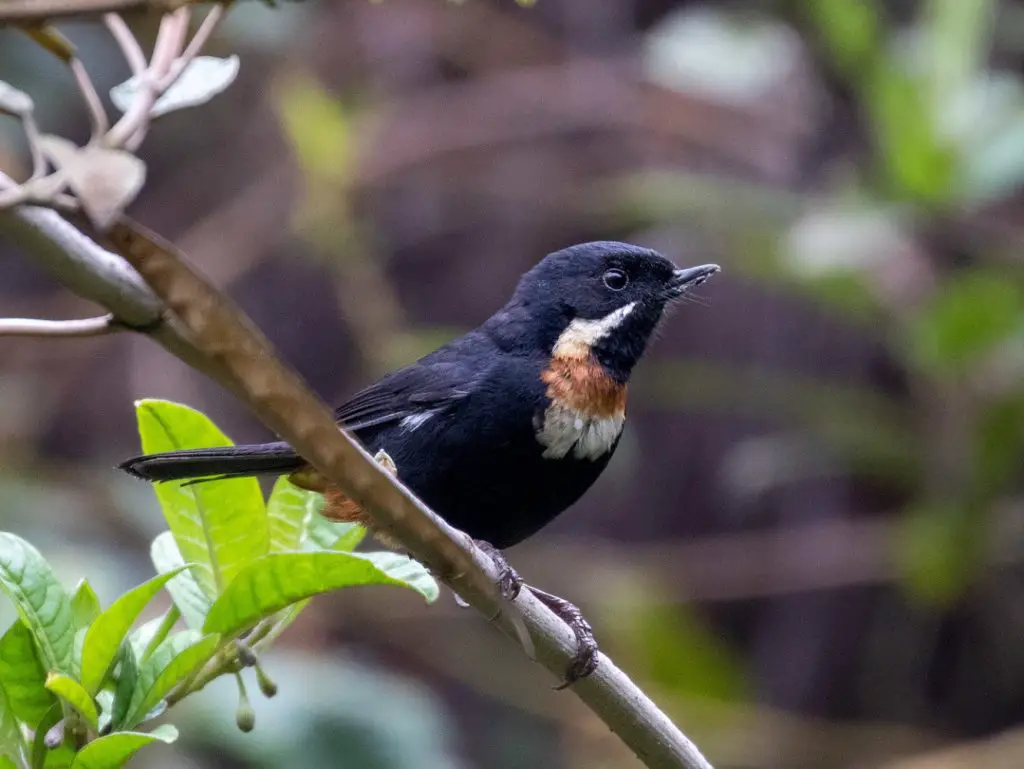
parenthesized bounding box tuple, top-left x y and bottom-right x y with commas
(120, 241, 720, 684)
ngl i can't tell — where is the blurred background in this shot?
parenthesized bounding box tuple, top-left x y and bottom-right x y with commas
(2, 1, 1024, 767)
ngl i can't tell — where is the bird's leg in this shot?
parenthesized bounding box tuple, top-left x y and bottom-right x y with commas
(527, 586, 599, 689)
(473, 539, 523, 601)
(457, 544, 598, 686)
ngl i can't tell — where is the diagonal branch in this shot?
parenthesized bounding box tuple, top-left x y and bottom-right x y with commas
(0, 314, 118, 337)
(0, 183, 715, 769)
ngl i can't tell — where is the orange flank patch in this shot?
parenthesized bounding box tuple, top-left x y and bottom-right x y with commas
(541, 354, 626, 418)
(323, 485, 375, 526)
(288, 454, 402, 546)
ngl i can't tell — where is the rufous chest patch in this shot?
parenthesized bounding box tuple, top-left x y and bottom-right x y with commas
(536, 355, 626, 460)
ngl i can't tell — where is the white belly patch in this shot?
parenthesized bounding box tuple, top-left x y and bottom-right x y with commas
(536, 402, 624, 460)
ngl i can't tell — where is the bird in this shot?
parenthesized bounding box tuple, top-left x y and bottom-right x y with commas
(119, 241, 720, 685)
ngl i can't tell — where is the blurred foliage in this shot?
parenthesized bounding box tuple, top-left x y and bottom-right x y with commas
(2, 1, 1024, 767)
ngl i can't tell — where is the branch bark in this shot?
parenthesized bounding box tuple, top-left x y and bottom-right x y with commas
(0, 183, 714, 769)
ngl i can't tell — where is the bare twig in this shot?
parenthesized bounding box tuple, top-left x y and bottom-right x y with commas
(176, 3, 224, 69)
(0, 177, 715, 769)
(0, 314, 119, 337)
(69, 57, 110, 140)
(105, 6, 190, 149)
(22, 113, 47, 179)
(104, 13, 147, 75)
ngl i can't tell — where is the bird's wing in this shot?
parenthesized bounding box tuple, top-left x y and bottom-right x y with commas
(333, 347, 486, 434)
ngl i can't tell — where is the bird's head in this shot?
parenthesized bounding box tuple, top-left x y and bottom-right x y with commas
(500, 241, 719, 381)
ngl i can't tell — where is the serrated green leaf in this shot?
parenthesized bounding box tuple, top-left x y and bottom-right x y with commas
(109, 646, 137, 731)
(203, 551, 437, 636)
(44, 674, 98, 730)
(69, 581, 101, 629)
(80, 567, 189, 695)
(135, 400, 269, 597)
(121, 631, 218, 729)
(0, 533, 74, 674)
(71, 724, 177, 769)
(266, 478, 321, 553)
(0, 620, 56, 727)
(150, 533, 211, 630)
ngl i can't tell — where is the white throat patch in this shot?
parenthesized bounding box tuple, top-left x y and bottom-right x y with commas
(552, 302, 636, 359)
(536, 406, 624, 460)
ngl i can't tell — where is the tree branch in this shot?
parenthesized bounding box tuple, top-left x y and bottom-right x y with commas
(0, 314, 118, 337)
(0, 184, 714, 769)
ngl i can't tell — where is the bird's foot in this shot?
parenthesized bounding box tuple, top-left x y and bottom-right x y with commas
(474, 539, 523, 601)
(528, 586, 599, 688)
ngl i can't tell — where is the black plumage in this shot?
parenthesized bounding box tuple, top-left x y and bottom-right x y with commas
(120, 241, 719, 550)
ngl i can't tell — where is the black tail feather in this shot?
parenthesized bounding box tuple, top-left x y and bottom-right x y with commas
(118, 441, 303, 483)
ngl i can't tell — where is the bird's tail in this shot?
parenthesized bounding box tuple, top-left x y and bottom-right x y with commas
(118, 441, 304, 483)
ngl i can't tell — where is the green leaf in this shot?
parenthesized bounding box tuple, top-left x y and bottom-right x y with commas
(121, 631, 219, 729)
(306, 513, 365, 552)
(94, 690, 114, 735)
(265, 474, 364, 553)
(359, 552, 439, 603)
(44, 674, 98, 730)
(899, 504, 981, 605)
(204, 551, 437, 637)
(135, 399, 269, 597)
(0, 757, 19, 769)
(71, 725, 177, 769)
(806, 0, 882, 74)
(867, 63, 957, 204)
(908, 270, 1024, 375)
(80, 567, 190, 694)
(69, 629, 85, 682)
(0, 674, 27, 769)
(30, 703, 61, 769)
(109, 646, 137, 732)
(69, 581, 101, 629)
(266, 478, 320, 553)
(0, 533, 75, 673)
(150, 533, 211, 630)
(0, 620, 56, 727)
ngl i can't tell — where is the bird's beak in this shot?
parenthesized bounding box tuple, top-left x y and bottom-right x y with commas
(667, 264, 720, 296)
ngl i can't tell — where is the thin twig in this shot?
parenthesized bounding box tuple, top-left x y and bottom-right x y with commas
(105, 7, 190, 149)
(22, 113, 46, 180)
(0, 314, 119, 337)
(175, 4, 224, 71)
(104, 13, 147, 75)
(69, 57, 110, 140)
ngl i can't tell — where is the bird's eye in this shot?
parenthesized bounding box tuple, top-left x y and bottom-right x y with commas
(602, 268, 628, 291)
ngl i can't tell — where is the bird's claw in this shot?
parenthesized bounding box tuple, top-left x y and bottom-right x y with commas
(474, 539, 523, 601)
(528, 586, 599, 688)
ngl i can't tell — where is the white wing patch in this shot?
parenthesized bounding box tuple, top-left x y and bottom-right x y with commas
(400, 409, 438, 432)
(536, 401, 624, 460)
